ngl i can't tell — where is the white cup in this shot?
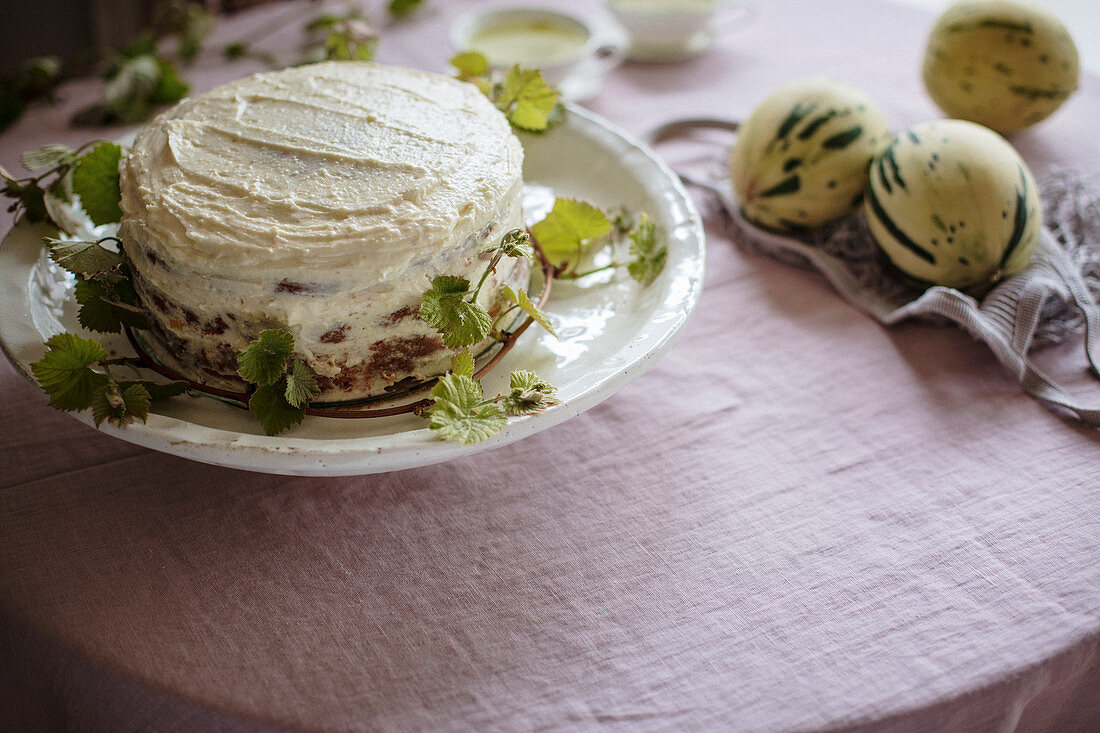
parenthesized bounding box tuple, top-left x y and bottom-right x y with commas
(607, 0, 754, 62)
(448, 7, 628, 102)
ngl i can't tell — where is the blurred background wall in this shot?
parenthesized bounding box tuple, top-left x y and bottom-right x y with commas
(0, 0, 276, 75)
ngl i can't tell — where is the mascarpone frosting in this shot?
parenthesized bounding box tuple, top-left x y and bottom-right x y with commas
(120, 61, 523, 280)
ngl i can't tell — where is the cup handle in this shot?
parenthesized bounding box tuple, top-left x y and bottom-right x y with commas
(713, 0, 756, 36)
(585, 37, 628, 77)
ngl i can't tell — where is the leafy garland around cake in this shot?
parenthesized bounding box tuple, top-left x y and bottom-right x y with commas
(6, 125, 668, 443)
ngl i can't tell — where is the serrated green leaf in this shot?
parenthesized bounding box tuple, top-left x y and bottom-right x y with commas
(430, 371, 482, 411)
(30, 332, 110, 411)
(430, 401, 507, 444)
(496, 66, 559, 132)
(419, 276, 492, 348)
(75, 278, 123, 333)
(425, 275, 469, 297)
(502, 285, 556, 337)
(120, 383, 153, 423)
(71, 142, 123, 226)
(74, 271, 147, 333)
(91, 381, 122, 427)
(441, 301, 492, 348)
(91, 380, 151, 428)
(427, 372, 506, 444)
(21, 144, 75, 172)
(484, 228, 533, 261)
(284, 359, 319, 408)
(509, 370, 551, 393)
(500, 369, 560, 416)
(451, 51, 489, 78)
(249, 380, 306, 436)
(628, 248, 668, 286)
(47, 237, 124, 275)
(530, 198, 612, 269)
(450, 348, 475, 378)
(627, 214, 668, 285)
(237, 329, 294, 386)
(628, 215, 657, 256)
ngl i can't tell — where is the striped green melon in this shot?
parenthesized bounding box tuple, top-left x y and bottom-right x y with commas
(864, 119, 1041, 291)
(923, 0, 1079, 134)
(729, 77, 891, 232)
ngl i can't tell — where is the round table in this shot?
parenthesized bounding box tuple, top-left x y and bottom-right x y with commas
(1, 1, 1098, 731)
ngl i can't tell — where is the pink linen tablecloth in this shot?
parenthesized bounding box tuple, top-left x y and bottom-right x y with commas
(1, 1, 1098, 731)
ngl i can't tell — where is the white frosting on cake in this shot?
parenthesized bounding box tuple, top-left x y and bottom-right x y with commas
(122, 61, 522, 277)
(118, 62, 528, 401)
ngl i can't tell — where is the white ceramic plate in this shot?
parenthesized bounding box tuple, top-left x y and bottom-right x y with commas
(0, 107, 704, 476)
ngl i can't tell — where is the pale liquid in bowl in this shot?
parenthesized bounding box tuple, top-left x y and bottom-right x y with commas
(611, 0, 716, 15)
(470, 20, 589, 67)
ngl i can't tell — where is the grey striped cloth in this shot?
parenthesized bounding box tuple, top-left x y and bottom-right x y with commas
(653, 117, 1100, 427)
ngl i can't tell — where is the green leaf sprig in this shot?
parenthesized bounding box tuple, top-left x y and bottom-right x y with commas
(300, 9, 379, 64)
(236, 330, 321, 436)
(223, 5, 371, 66)
(626, 214, 668, 286)
(2, 140, 123, 231)
(43, 235, 149, 334)
(71, 33, 190, 127)
(530, 199, 668, 284)
(426, 349, 559, 444)
(30, 332, 187, 428)
(8, 141, 144, 335)
(450, 52, 563, 133)
(419, 228, 555, 347)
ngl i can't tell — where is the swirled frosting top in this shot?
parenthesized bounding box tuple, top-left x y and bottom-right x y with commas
(120, 62, 524, 279)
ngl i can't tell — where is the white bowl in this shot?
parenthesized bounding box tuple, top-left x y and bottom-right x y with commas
(448, 6, 628, 101)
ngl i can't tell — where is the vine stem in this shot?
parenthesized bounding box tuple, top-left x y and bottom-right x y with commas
(470, 248, 506, 303)
(558, 262, 621, 280)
